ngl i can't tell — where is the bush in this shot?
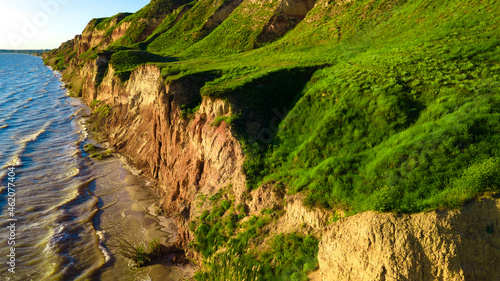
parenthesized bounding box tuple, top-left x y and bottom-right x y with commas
(111, 238, 161, 267)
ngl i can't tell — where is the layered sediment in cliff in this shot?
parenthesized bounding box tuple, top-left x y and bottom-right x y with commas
(318, 197, 500, 281)
(81, 64, 247, 253)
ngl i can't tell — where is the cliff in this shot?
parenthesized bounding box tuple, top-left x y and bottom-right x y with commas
(319, 197, 500, 281)
(44, 0, 500, 279)
(91, 64, 249, 250)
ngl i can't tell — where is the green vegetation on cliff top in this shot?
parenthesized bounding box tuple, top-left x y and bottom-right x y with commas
(46, 0, 500, 213)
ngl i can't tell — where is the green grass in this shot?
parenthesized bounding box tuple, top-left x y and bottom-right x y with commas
(90, 149, 113, 160)
(178, 0, 279, 59)
(146, 0, 230, 56)
(111, 238, 161, 267)
(211, 115, 237, 127)
(47, 0, 500, 215)
(108, 0, 189, 47)
(190, 190, 319, 281)
(195, 232, 319, 281)
(93, 13, 131, 31)
(83, 143, 100, 153)
(84, 142, 113, 160)
(109, 50, 173, 80)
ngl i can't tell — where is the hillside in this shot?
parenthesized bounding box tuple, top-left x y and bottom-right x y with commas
(44, 0, 500, 280)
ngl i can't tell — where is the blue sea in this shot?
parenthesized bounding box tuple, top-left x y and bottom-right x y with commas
(0, 54, 180, 280)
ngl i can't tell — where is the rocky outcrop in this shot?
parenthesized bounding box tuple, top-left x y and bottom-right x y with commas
(318, 197, 500, 281)
(77, 14, 130, 55)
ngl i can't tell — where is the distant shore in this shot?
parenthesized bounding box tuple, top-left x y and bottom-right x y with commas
(0, 49, 50, 57)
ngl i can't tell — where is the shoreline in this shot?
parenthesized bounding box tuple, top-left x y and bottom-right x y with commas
(74, 101, 198, 280)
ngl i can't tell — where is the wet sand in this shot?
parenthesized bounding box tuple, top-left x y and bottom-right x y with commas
(86, 154, 197, 280)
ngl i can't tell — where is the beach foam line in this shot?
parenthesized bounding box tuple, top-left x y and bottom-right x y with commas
(96, 230, 111, 263)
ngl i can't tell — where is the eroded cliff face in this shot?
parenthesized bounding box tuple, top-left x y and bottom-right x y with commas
(246, 184, 500, 280)
(318, 197, 500, 281)
(85, 64, 247, 252)
(76, 14, 130, 56)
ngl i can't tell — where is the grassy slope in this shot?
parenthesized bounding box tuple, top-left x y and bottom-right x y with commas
(110, 0, 190, 47)
(146, 0, 230, 55)
(178, 0, 282, 58)
(45, 0, 500, 279)
(145, 0, 500, 214)
(257, 0, 500, 213)
(50, 0, 500, 215)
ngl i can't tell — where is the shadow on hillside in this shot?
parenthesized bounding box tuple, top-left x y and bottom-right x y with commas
(225, 66, 322, 144)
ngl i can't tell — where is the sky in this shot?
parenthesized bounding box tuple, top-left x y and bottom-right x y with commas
(0, 0, 150, 50)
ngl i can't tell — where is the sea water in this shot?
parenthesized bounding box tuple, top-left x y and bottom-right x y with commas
(0, 54, 186, 280)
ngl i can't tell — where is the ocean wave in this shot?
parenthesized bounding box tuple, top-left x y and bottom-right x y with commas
(47, 224, 71, 250)
(33, 167, 81, 185)
(4, 91, 17, 98)
(3, 155, 22, 167)
(0, 170, 6, 190)
(43, 224, 79, 280)
(18, 121, 52, 144)
(53, 180, 96, 211)
(4, 107, 19, 119)
(76, 115, 90, 143)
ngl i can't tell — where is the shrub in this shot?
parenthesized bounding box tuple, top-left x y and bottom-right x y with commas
(111, 238, 161, 267)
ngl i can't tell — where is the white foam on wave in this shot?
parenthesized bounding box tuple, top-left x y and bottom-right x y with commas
(42, 223, 77, 276)
(77, 116, 89, 143)
(96, 230, 112, 263)
(18, 121, 52, 144)
(5, 91, 17, 98)
(1, 121, 54, 169)
(0, 150, 24, 171)
(0, 170, 6, 189)
(4, 155, 22, 167)
(45, 224, 73, 254)
(4, 107, 19, 120)
(54, 224, 69, 240)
